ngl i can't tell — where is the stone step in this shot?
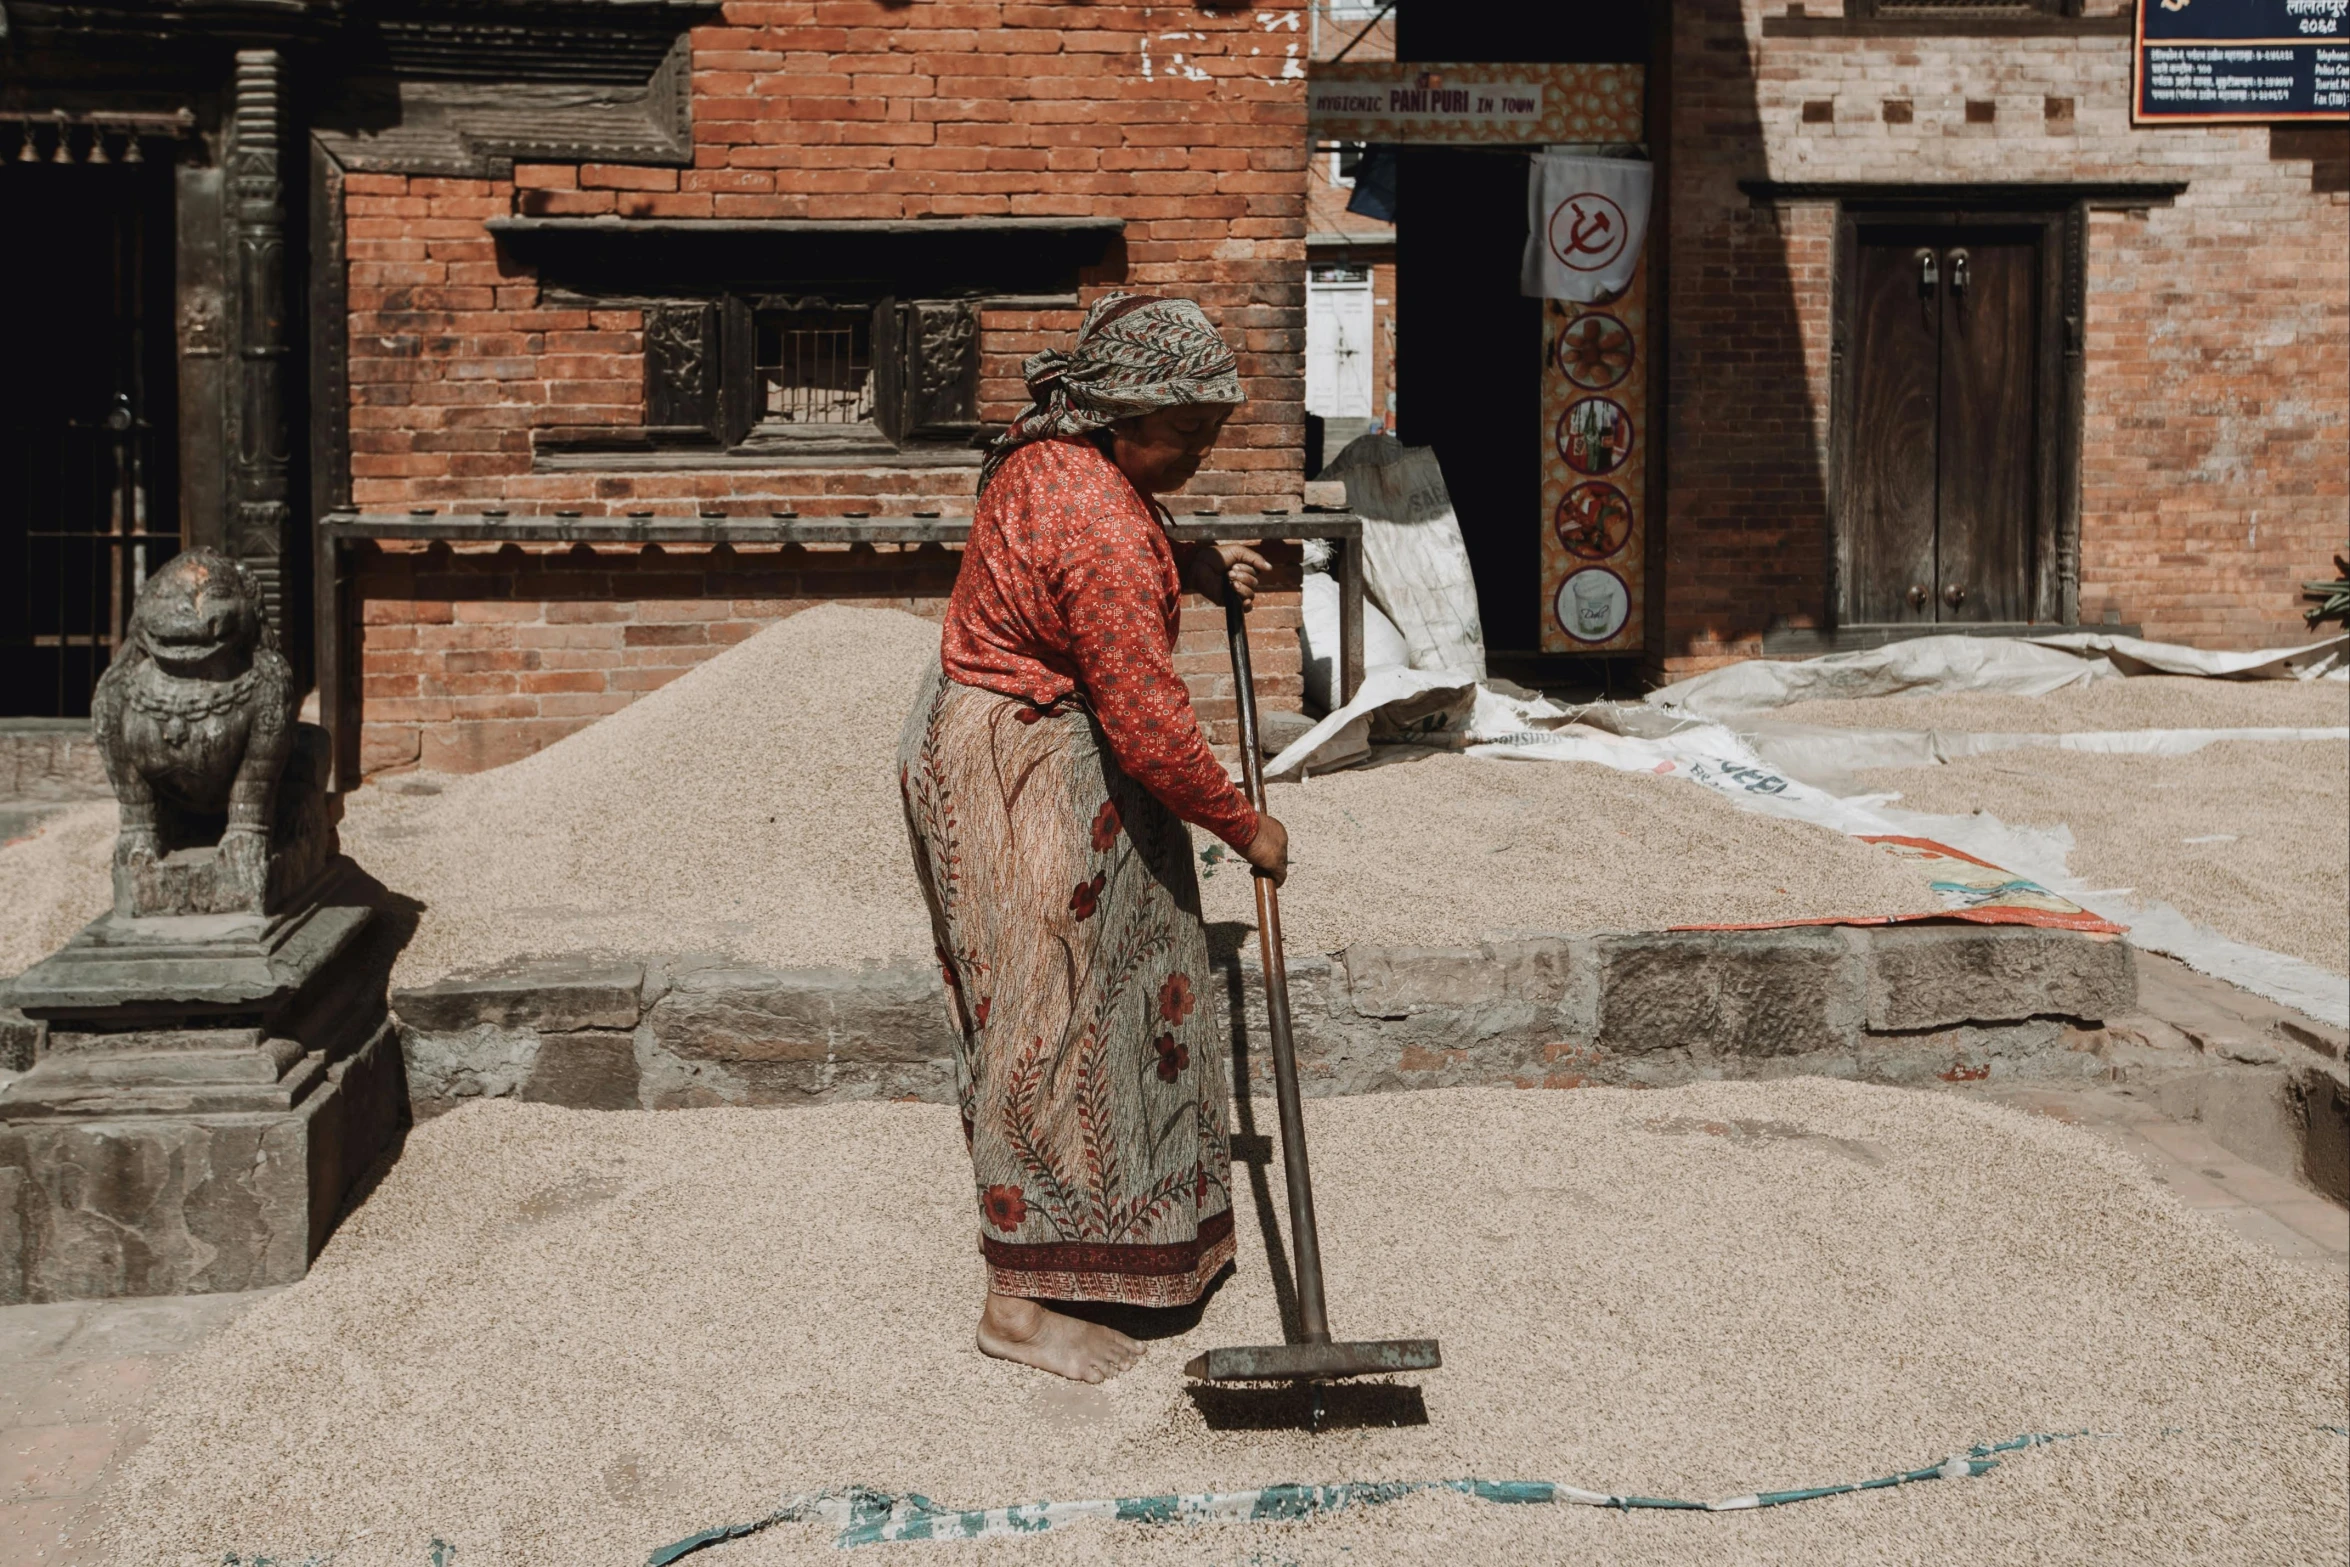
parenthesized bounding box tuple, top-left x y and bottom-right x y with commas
(0, 1052, 329, 1120)
(388, 922, 2144, 1118)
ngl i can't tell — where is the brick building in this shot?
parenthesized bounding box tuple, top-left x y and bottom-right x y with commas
(3, 0, 2341, 770)
(1373, 5, 2345, 676)
(1659, 0, 2350, 671)
(2, 0, 1316, 777)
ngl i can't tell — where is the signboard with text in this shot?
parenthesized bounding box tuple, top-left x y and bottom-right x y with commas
(2135, 0, 2349, 122)
(1306, 61, 1644, 146)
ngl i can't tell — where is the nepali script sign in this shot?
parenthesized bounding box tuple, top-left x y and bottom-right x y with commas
(1307, 62, 1645, 146)
(2135, 0, 2350, 122)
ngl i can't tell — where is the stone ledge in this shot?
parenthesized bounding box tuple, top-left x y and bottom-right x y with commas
(392, 957, 645, 1034)
(1867, 924, 2135, 1031)
(389, 923, 2134, 1116)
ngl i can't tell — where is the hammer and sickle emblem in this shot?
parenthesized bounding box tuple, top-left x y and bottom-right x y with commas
(1566, 204, 1614, 255)
(1548, 192, 1629, 272)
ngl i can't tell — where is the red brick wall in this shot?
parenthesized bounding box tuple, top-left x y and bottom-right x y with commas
(344, 3, 1311, 520)
(1663, 0, 2350, 671)
(353, 542, 1300, 775)
(342, 2, 1314, 770)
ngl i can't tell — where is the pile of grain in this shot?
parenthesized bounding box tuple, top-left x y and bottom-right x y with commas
(1861, 739, 2350, 976)
(281, 606, 1947, 983)
(340, 603, 945, 985)
(1774, 674, 2347, 735)
(0, 799, 113, 977)
(100, 1084, 2347, 1566)
(9, 611, 2340, 987)
(1204, 750, 1941, 953)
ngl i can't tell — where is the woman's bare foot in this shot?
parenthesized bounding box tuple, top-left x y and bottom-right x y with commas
(977, 1293, 1146, 1383)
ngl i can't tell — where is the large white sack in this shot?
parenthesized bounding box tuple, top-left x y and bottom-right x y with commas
(1297, 571, 1411, 714)
(1318, 432, 1487, 680)
(1648, 635, 2109, 719)
(1264, 666, 1476, 778)
(1265, 667, 1570, 780)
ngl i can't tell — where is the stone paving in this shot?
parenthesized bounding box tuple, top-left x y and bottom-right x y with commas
(1969, 1081, 2350, 1266)
(0, 1083, 2339, 1567)
(0, 1290, 277, 1566)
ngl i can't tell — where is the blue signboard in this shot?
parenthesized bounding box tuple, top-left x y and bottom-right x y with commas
(2136, 0, 2350, 121)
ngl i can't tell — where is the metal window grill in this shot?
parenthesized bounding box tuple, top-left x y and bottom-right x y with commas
(2, 405, 169, 717)
(757, 308, 875, 425)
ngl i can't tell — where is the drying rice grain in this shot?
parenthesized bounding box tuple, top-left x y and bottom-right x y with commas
(100, 1083, 2348, 1566)
(0, 800, 113, 977)
(1776, 674, 2348, 735)
(280, 606, 1944, 983)
(1205, 749, 1943, 954)
(1862, 739, 2350, 975)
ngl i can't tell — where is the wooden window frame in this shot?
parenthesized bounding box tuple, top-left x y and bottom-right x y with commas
(1762, 2, 2126, 37)
(547, 290, 987, 468)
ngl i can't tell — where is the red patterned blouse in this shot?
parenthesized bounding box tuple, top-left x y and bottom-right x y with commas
(941, 437, 1260, 851)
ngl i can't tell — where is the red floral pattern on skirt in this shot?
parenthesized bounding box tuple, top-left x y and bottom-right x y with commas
(900, 662, 1234, 1308)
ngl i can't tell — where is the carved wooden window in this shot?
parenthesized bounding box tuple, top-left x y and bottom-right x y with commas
(636, 294, 979, 456)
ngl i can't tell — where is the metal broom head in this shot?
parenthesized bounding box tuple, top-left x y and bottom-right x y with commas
(1184, 1338, 1441, 1383)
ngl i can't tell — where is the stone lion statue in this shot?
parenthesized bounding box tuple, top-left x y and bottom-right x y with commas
(90, 549, 321, 918)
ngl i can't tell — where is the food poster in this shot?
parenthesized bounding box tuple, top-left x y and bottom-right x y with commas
(1540, 255, 1646, 653)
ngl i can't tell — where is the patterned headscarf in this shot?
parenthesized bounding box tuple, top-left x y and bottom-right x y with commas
(976, 291, 1246, 494)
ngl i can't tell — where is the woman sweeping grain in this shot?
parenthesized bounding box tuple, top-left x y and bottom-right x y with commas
(899, 293, 1288, 1383)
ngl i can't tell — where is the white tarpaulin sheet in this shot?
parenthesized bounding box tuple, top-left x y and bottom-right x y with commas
(2025, 630, 2347, 680)
(1650, 631, 2350, 720)
(1265, 670, 1570, 779)
(1742, 722, 2350, 778)
(1648, 636, 2110, 719)
(1460, 717, 2349, 1024)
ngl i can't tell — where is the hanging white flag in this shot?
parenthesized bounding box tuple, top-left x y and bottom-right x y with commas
(1520, 154, 1652, 302)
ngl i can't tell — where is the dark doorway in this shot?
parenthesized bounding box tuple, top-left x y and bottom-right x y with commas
(0, 159, 179, 717)
(1395, 4, 1653, 657)
(1837, 221, 2049, 627)
(1393, 145, 1544, 649)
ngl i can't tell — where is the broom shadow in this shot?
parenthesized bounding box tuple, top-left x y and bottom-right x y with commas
(1186, 920, 1427, 1434)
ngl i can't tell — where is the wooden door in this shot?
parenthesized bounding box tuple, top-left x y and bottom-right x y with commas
(1845, 239, 1942, 624)
(1935, 239, 2037, 622)
(1839, 225, 2042, 625)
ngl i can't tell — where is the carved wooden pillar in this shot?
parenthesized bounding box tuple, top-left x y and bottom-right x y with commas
(228, 48, 293, 651)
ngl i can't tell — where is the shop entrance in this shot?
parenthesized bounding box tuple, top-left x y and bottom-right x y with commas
(1836, 221, 2049, 627)
(0, 159, 178, 717)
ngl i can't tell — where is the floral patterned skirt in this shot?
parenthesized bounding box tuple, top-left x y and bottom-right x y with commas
(899, 663, 1234, 1307)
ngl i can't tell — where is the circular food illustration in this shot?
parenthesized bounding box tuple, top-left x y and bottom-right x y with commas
(1553, 481, 1633, 560)
(1555, 567, 1630, 644)
(1555, 396, 1633, 476)
(1555, 312, 1633, 390)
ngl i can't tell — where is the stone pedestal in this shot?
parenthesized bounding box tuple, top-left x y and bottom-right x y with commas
(0, 875, 407, 1303)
